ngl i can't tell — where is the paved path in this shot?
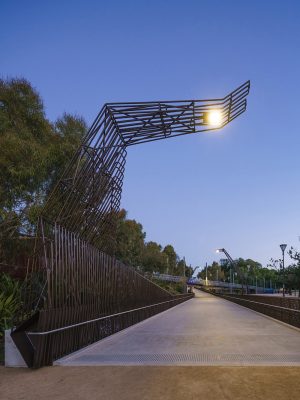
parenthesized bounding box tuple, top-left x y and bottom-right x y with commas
(2, 366, 300, 400)
(55, 289, 300, 366)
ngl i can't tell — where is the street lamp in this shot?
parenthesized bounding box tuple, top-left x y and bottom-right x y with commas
(203, 110, 223, 126)
(280, 244, 287, 297)
(216, 248, 235, 294)
(246, 265, 250, 294)
(233, 272, 237, 285)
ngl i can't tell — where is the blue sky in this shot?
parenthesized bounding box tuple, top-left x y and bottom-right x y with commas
(1, 0, 300, 267)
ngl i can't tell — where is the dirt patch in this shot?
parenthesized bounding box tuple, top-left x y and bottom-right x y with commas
(1, 366, 300, 400)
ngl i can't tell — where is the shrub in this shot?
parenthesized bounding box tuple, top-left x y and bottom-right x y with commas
(0, 273, 21, 336)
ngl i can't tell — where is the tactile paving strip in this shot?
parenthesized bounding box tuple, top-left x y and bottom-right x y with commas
(59, 353, 300, 366)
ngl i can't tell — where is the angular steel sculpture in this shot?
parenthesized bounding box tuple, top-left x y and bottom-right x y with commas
(12, 81, 250, 367)
(42, 80, 250, 252)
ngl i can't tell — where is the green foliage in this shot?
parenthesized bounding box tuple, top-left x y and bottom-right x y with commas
(197, 258, 277, 287)
(142, 241, 168, 273)
(268, 252, 300, 291)
(0, 78, 53, 211)
(114, 211, 194, 276)
(0, 274, 21, 336)
(51, 113, 87, 188)
(150, 278, 184, 295)
(184, 264, 194, 278)
(0, 78, 87, 265)
(176, 259, 186, 277)
(115, 210, 146, 267)
(198, 261, 224, 281)
(0, 77, 193, 278)
(162, 245, 178, 275)
(287, 248, 300, 293)
(199, 253, 300, 292)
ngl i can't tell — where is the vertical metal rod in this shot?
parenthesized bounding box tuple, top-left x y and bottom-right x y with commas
(282, 250, 285, 297)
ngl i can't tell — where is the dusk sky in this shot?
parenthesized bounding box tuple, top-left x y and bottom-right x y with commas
(2, 0, 300, 268)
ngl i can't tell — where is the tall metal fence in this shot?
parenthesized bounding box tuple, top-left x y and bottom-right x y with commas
(12, 225, 193, 368)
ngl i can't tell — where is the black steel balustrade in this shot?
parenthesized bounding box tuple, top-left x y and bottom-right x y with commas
(221, 294, 300, 328)
(11, 82, 250, 368)
(199, 288, 300, 329)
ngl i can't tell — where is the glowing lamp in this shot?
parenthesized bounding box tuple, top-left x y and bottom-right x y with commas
(203, 110, 223, 126)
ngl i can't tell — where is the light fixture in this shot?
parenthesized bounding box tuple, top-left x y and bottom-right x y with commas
(280, 244, 287, 253)
(279, 244, 287, 297)
(203, 110, 223, 126)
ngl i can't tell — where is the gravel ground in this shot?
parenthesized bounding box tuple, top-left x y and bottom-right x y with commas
(1, 366, 300, 400)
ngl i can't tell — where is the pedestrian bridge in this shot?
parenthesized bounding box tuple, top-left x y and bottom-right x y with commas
(194, 279, 272, 294)
(12, 82, 251, 368)
(55, 289, 300, 366)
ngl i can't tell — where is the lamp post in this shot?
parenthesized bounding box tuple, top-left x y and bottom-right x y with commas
(246, 265, 250, 294)
(216, 248, 235, 294)
(280, 244, 287, 297)
(233, 272, 237, 285)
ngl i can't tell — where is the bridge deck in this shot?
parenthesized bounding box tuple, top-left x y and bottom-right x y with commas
(55, 289, 300, 366)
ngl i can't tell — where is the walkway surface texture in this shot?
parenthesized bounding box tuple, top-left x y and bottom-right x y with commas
(55, 289, 300, 366)
(3, 290, 300, 400)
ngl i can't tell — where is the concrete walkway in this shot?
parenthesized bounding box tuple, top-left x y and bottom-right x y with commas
(55, 289, 300, 366)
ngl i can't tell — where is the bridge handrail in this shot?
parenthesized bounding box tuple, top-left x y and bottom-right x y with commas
(152, 273, 184, 282)
(221, 295, 300, 313)
(26, 294, 193, 336)
(201, 289, 300, 329)
(197, 280, 267, 291)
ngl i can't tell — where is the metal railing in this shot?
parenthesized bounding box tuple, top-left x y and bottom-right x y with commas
(197, 280, 269, 293)
(152, 273, 184, 283)
(11, 228, 193, 368)
(22, 294, 192, 368)
(200, 289, 300, 329)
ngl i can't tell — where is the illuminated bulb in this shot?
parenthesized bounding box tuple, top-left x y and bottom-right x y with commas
(208, 110, 222, 126)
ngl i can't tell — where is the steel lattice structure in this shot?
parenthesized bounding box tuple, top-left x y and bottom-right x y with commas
(12, 81, 250, 368)
(42, 80, 250, 252)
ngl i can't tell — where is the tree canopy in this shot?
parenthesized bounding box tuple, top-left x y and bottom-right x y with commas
(0, 78, 193, 276)
(0, 78, 87, 264)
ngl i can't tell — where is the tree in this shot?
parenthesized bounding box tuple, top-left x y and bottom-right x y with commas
(197, 261, 224, 281)
(0, 79, 53, 215)
(141, 241, 168, 273)
(175, 258, 186, 277)
(115, 209, 145, 267)
(288, 247, 300, 296)
(50, 113, 87, 189)
(0, 78, 87, 265)
(0, 77, 194, 278)
(162, 245, 177, 274)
